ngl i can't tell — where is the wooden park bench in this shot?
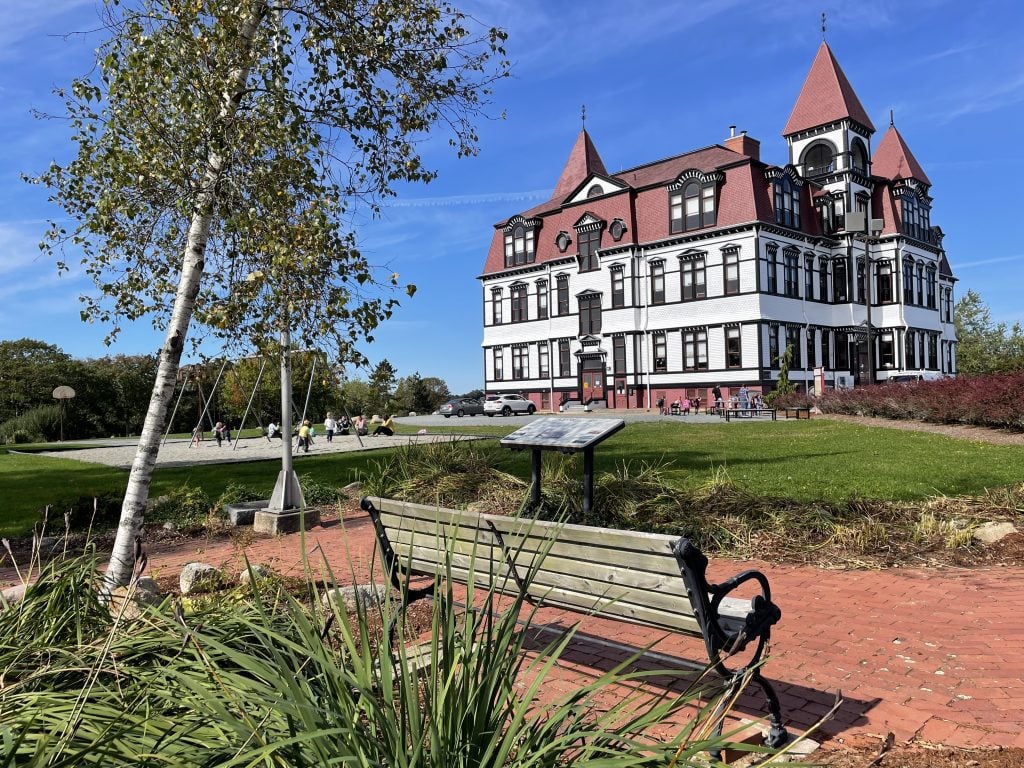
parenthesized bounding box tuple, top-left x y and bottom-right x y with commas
(720, 408, 777, 422)
(781, 407, 811, 419)
(360, 496, 789, 749)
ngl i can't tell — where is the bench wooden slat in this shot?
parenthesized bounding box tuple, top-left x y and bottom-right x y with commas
(380, 512, 684, 579)
(373, 498, 680, 555)
(386, 538, 709, 642)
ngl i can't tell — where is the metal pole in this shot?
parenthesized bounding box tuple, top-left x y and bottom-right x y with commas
(161, 377, 190, 445)
(268, 329, 304, 511)
(293, 355, 317, 451)
(582, 447, 594, 518)
(232, 357, 268, 450)
(864, 229, 874, 386)
(197, 358, 228, 430)
(531, 449, 542, 508)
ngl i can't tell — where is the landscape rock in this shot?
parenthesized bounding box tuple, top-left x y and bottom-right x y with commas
(238, 564, 275, 584)
(109, 577, 163, 620)
(322, 583, 389, 613)
(34, 536, 61, 559)
(1, 584, 27, 607)
(179, 562, 223, 594)
(342, 481, 363, 496)
(162, 521, 177, 532)
(972, 521, 1018, 545)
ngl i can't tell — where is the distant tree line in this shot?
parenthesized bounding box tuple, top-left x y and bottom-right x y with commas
(0, 339, 462, 442)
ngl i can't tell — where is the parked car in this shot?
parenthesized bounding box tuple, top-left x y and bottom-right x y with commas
(483, 394, 536, 417)
(438, 397, 484, 418)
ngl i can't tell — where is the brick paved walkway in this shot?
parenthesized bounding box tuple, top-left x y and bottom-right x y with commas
(6, 507, 1023, 750)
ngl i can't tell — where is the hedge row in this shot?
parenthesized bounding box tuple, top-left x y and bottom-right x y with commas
(774, 371, 1024, 431)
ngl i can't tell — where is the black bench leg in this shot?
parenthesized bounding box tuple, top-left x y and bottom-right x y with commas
(754, 670, 789, 748)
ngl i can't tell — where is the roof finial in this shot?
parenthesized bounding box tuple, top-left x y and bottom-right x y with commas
(889, 109, 894, 127)
(581, 104, 587, 129)
(821, 12, 827, 41)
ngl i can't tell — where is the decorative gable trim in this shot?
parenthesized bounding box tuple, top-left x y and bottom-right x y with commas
(668, 169, 725, 190)
(573, 212, 605, 232)
(764, 165, 803, 186)
(503, 214, 541, 233)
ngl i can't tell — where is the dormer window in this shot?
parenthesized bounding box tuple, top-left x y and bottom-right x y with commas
(669, 171, 721, 233)
(577, 229, 601, 272)
(503, 217, 538, 268)
(773, 175, 801, 229)
(574, 214, 604, 272)
(802, 142, 835, 177)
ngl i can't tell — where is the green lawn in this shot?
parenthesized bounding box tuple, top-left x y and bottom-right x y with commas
(2, 419, 1022, 537)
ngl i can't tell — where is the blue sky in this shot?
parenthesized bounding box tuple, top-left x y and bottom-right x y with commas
(1, 1, 1023, 394)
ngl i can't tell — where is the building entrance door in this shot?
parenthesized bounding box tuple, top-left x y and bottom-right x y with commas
(581, 370, 604, 403)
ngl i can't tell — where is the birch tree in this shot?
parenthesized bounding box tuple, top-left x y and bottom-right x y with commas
(34, 0, 507, 587)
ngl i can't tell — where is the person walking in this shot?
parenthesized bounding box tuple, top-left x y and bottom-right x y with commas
(297, 420, 312, 452)
(712, 385, 723, 411)
(324, 412, 337, 443)
(739, 385, 750, 412)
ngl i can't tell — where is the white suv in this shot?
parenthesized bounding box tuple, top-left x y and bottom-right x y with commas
(483, 394, 536, 417)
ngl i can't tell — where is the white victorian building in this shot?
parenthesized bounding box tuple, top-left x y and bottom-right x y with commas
(479, 42, 956, 411)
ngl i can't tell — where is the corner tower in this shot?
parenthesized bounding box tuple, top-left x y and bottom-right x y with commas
(783, 42, 875, 230)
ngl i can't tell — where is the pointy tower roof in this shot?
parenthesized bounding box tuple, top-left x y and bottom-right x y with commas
(551, 129, 608, 202)
(872, 123, 932, 186)
(783, 42, 875, 136)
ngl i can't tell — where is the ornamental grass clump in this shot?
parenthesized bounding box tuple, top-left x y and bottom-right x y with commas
(0, 524, 774, 766)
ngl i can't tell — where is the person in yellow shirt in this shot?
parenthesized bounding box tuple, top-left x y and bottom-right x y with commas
(372, 415, 395, 436)
(297, 420, 312, 452)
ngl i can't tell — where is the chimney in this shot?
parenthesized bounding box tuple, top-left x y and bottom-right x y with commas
(725, 129, 760, 161)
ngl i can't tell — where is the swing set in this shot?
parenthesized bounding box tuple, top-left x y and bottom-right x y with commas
(162, 350, 362, 449)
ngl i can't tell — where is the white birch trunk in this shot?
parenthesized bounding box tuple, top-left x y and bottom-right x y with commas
(104, 6, 267, 590)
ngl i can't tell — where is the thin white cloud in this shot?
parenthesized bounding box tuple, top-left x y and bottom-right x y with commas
(384, 188, 549, 208)
(0, 0, 96, 52)
(941, 70, 1024, 122)
(953, 254, 1024, 270)
(912, 41, 986, 66)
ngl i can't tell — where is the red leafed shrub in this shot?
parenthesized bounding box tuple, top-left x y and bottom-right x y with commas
(815, 372, 1024, 430)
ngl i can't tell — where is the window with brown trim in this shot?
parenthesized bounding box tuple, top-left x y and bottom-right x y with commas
(512, 346, 529, 380)
(653, 332, 667, 372)
(650, 261, 665, 304)
(556, 275, 569, 315)
(680, 257, 706, 300)
(510, 284, 527, 323)
(725, 327, 741, 369)
(683, 329, 708, 371)
(724, 250, 740, 295)
(578, 294, 602, 335)
(611, 268, 625, 308)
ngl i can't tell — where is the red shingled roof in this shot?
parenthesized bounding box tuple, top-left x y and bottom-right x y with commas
(482, 143, 776, 275)
(872, 124, 932, 186)
(552, 128, 608, 202)
(783, 42, 875, 136)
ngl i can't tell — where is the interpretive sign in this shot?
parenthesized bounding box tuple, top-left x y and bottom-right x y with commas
(500, 417, 624, 452)
(500, 417, 626, 516)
